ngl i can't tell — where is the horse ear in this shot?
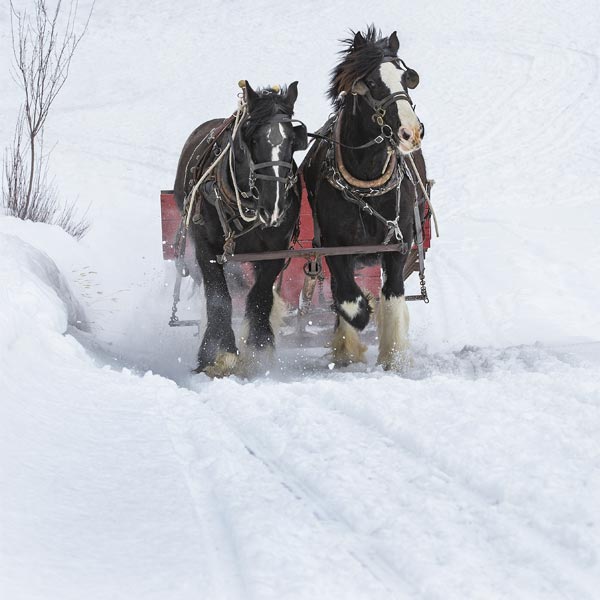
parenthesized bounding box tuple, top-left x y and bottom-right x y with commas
(353, 31, 366, 50)
(389, 31, 399, 55)
(404, 68, 420, 89)
(285, 81, 299, 106)
(245, 81, 259, 108)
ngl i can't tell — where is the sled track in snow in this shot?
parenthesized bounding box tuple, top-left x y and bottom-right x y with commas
(235, 426, 416, 599)
(210, 367, 599, 600)
(313, 399, 598, 598)
(159, 396, 250, 600)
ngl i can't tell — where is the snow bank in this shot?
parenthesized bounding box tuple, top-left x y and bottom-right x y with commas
(0, 223, 215, 599)
(0, 230, 87, 352)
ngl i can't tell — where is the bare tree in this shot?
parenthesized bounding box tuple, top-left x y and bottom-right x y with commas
(3, 0, 94, 238)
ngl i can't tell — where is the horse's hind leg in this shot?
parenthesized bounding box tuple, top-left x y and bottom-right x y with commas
(195, 244, 238, 376)
(376, 253, 410, 370)
(238, 258, 286, 377)
(327, 255, 371, 366)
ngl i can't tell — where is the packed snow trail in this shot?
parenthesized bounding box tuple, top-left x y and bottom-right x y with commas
(2, 239, 599, 599)
(2, 0, 600, 598)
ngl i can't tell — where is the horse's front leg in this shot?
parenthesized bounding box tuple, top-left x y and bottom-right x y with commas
(238, 258, 287, 377)
(377, 252, 410, 370)
(195, 240, 238, 377)
(327, 254, 372, 366)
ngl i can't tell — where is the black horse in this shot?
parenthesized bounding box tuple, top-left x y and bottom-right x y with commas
(174, 82, 307, 377)
(302, 27, 427, 370)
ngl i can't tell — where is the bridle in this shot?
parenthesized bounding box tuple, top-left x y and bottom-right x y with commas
(237, 113, 304, 201)
(307, 57, 423, 153)
(356, 57, 423, 147)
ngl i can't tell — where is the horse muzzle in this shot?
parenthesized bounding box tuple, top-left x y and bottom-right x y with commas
(397, 126, 422, 154)
(257, 205, 285, 228)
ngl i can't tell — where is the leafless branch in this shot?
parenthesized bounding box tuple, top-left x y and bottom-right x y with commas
(3, 0, 94, 238)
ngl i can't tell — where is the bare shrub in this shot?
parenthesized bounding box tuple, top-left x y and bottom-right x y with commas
(2, 0, 94, 239)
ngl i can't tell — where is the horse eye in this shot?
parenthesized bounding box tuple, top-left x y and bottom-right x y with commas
(367, 80, 376, 89)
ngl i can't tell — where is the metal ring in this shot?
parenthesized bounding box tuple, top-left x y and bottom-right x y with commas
(381, 124, 394, 139)
(303, 259, 322, 277)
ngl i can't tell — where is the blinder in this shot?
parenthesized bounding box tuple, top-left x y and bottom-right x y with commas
(403, 68, 419, 90)
(293, 123, 308, 151)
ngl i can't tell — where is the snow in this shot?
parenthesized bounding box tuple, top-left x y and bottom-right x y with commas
(1, 0, 600, 598)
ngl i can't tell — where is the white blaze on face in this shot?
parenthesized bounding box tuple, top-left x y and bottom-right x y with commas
(378, 62, 421, 148)
(268, 123, 287, 225)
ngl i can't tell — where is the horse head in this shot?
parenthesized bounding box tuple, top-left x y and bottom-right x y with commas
(239, 82, 307, 227)
(330, 27, 423, 154)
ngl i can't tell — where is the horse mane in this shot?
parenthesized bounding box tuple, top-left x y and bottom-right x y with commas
(245, 86, 294, 136)
(328, 25, 395, 105)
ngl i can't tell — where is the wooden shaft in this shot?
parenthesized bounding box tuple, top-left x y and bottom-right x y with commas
(222, 243, 404, 263)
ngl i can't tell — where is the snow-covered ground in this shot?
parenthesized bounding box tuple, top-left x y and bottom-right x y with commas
(1, 1, 600, 598)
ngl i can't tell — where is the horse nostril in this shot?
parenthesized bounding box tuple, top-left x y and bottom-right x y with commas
(400, 127, 412, 142)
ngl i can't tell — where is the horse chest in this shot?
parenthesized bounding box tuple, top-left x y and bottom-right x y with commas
(317, 187, 400, 246)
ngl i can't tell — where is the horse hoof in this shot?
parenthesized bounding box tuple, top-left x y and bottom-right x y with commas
(200, 352, 239, 378)
(235, 345, 275, 379)
(330, 316, 367, 366)
(376, 350, 412, 372)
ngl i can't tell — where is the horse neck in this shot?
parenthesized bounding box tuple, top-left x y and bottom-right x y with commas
(339, 98, 391, 181)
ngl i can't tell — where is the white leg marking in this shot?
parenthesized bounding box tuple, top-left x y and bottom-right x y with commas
(376, 295, 410, 370)
(269, 289, 287, 334)
(340, 296, 363, 321)
(331, 316, 367, 366)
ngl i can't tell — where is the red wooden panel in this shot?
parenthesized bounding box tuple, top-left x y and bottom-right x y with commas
(160, 190, 195, 262)
(160, 190, 179, 260)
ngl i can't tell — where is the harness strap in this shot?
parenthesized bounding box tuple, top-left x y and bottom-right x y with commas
(333, 110, 398, 189)
(336, 183, 407, 252)
(412, 193, 429, 303)
(250, 160, 295, 183)
(308, 130, 385, 151)
(406, 152, 439, 238)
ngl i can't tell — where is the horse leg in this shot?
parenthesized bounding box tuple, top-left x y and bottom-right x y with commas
(327, 255, 372, 366)
(377, 253, 410, 370)
(195, 242, 238, 377)
(238, 258, 287, 377)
